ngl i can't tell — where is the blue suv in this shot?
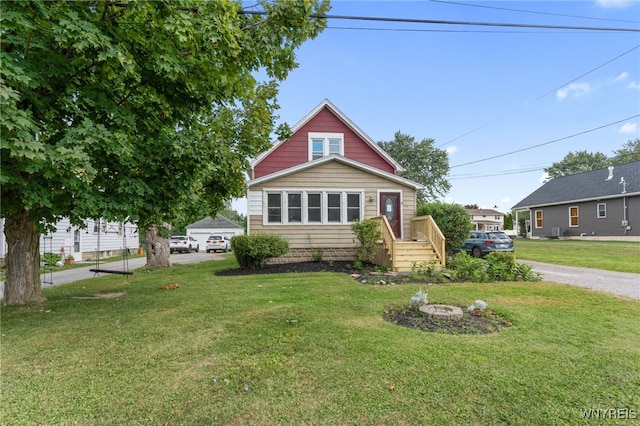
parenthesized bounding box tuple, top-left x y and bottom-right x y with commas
(459, 231, 514, 258)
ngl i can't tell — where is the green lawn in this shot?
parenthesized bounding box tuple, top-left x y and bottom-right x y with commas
(514, 239, 640, 273)
(2, 256, 638, 425)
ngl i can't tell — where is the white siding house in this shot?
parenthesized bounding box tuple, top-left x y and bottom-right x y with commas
(467, 208, 506, 232)
(1, 218, 138, 262)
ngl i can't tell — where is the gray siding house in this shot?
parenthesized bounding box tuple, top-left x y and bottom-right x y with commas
(512, 161, 640, 240)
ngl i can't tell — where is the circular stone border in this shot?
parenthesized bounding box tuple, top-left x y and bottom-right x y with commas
(419, 304, 463, 320)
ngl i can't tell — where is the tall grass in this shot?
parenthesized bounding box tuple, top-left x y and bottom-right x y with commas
(2, 257, 638, 425)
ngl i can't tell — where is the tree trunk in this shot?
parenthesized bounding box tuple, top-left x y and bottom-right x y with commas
(4, 210, 46, 305)
(145, 225, 171, 267)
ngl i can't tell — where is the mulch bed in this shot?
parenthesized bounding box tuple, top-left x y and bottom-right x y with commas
(383, 306, 512, 335)
(215, 261, 363, 276)
(216, 261, 512, 334)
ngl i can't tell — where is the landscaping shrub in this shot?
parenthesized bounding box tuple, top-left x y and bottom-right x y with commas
(42, 253, 62, 266)
(351, 219, 381, 264)
(485, 252, 516, 281)
(450, 251, 490, 282)
(231, 234, 289, 269)
(417, 202, 472, 253)
(449, 251, 541, 282)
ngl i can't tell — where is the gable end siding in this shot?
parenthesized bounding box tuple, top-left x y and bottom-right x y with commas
(254, 107, 395, 178)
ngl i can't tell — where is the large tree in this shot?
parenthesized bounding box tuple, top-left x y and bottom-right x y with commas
(544, 139, 640, 180)
(378, 131, 451, 204)
(544, 150, 609, 180)
(612, 138, 640, 164)
(1, 0, 328, 305)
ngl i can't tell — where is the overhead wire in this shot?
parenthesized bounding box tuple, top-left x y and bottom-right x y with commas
(450, 114, 640, 168)
(436, 44, 640, 148)
(428, 0, 640, 25)
(239, 10, 640, 32)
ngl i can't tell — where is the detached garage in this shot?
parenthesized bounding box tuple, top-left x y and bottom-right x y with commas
(186, 215, 244, 250)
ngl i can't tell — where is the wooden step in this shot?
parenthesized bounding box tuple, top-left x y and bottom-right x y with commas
(391, 241, 440, 272)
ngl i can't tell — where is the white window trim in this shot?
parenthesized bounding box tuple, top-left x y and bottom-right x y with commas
(308, 132, 344, 161)
(534, 210, 543, 229)
(569, 206, 579, 228)
(597, 203, 606, 219)
(262, 189, 363, 226)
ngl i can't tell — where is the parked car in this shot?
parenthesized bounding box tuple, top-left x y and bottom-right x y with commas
(206, 235, 231, 253)
(457, 231, 514, 258)
(170, 236, 199, 254)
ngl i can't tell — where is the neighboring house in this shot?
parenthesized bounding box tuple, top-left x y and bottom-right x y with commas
(467, 208, 506, 232)
(512, 161, 640, 240)
(0, 217, 138, 262)
(185, 215, 245, 249)
(246, 99, 446, 270)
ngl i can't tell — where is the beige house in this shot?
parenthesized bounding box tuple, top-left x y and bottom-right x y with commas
(246, 100, 445, 270)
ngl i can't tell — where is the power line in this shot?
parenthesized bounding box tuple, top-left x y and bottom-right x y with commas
(326, 26, 614, 34)
(239, 10, 640, 32)
(429, 0, 640, 25)
(437, 44, 640, 148)
(450, 114, 640, 168)
(449, 166, 548, 180)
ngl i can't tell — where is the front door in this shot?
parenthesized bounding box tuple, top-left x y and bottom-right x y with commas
(380, 192, 401, 238)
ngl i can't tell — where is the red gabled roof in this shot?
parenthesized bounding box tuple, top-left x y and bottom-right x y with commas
(251, 99, 403, 179)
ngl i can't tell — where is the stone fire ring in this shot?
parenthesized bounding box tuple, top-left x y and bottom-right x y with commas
(419, 304, 463, 320)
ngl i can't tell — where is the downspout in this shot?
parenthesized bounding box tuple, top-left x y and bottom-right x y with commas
(623, 196, 628, 235)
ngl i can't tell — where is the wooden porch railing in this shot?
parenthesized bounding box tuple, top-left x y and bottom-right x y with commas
(371, 215, 446, 269)
(372, 215, 396, 268)
(410, 215, 446, 265)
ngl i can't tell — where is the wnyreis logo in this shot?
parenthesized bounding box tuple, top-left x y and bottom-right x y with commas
(580, 408, 637, 419)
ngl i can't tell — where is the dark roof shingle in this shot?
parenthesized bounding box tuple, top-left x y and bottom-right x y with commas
(512, 161, 640, 209)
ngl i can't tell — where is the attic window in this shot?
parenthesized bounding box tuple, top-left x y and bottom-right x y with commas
(309, 132, 343, 161)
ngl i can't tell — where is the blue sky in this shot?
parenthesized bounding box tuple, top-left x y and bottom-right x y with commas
(235, 0, 640, 215)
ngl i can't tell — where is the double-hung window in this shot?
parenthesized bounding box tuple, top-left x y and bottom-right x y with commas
(534, 210, 543, 228)
(307, 193, 322, 223)
(267, 193, 282, 223)
(597, 203, 606, 218)
(288, 193, 302, 223)
(569, 206, 579, 227)
(327, 193, 342, 223)
(265, 190, 362, 225)
(309, 133, 344, 160)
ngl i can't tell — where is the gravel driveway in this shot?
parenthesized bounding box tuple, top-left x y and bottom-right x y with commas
(522, 261, 639, 300)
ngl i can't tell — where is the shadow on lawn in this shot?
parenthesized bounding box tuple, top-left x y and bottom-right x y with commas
(216, 261, 512, 335)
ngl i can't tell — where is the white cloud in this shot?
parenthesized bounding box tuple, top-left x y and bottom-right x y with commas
(556, 82, 591, 100)
(619, 122, 638, 134)
(629, 81, 640, 90)
(596, 0, 633, 8)
(500, 196, 511, 204)
(445, 146, 458, 155)
(611, 71, 628, 83)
